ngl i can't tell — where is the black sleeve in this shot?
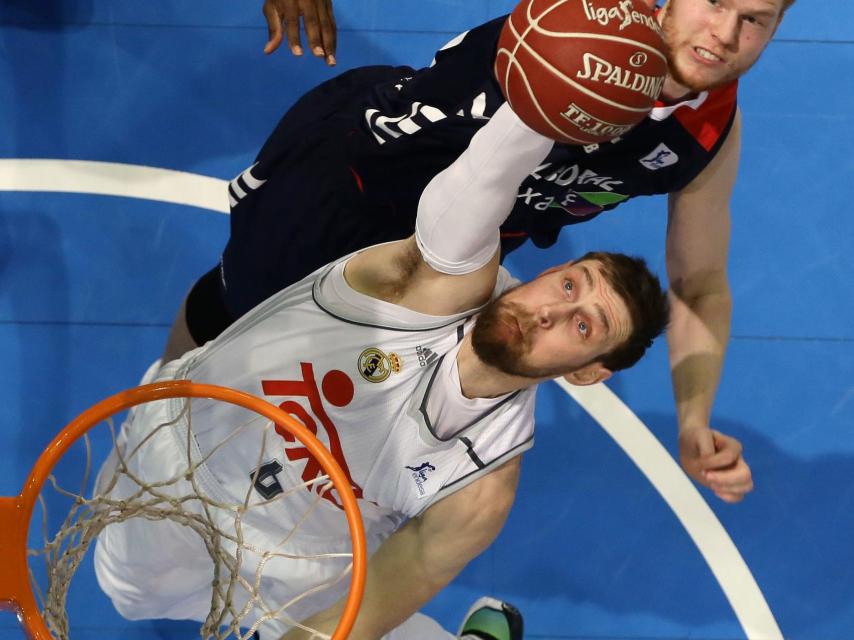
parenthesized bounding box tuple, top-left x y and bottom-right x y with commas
(394, 16, 508, 113)
(347, 17, 512, 208)
(354, 16, 509, 150)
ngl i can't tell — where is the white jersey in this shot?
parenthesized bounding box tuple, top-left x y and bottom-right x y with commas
(164, 252, 536, 545)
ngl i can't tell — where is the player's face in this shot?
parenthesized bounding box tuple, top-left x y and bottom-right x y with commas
(659, 0, 784, 94)
(471, 260, 632, 379)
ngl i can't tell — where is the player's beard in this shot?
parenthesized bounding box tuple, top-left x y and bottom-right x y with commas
(471, 292, 564, 380)
(660, 3, 742, 94)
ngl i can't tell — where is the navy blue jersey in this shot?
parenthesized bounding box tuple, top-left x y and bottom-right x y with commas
(215, 15, 738, 330)
(336, 16, 738, 251)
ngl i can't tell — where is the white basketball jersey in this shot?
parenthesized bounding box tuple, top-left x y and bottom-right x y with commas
(164, 253, 536, 544)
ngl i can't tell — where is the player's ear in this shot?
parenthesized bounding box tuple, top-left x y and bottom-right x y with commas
(562, 363, 612, 386)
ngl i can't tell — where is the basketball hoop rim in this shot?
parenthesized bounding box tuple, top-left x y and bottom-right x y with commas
(0, 380, 367, 640)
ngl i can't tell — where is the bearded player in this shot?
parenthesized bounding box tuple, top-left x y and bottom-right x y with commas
(164, 0, 787, 506)
(96, 104, 668, 639)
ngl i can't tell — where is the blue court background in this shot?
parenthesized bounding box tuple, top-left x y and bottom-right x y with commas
(1, 1, 852, 638)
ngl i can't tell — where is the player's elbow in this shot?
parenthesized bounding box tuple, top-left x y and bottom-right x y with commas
(668, 268, 731, 306)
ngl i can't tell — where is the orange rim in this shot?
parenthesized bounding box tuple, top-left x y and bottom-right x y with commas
(0, 380, 367, 640)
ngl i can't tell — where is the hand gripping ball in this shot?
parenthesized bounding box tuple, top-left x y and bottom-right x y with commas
(495, 0, 668, 144)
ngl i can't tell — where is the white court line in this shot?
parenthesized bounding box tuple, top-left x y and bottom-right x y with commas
(0, 159, 230, 213)
(557, 379, 783, 640)
(0, 158, 783, 639)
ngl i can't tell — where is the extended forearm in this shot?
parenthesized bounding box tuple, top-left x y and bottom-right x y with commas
(353, 521, 460, 637)
(415, 102, 553, 274)
(283, 519, 462, 639)
(667, 284, 732, 432)
(282, 460, 518, 639)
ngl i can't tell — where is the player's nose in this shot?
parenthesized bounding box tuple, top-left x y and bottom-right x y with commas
(534, 301, 574, 328)
(710, 8, 740, 49)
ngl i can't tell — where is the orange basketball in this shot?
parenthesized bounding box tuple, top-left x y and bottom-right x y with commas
(495, 0, 668, 145)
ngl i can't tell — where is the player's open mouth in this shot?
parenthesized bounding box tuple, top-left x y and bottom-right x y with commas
(694, 47, 722, 63)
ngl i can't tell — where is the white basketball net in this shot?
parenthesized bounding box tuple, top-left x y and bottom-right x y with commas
(27, 396, 357, 640)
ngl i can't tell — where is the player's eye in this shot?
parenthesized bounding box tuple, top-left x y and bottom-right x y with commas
(563, 279, 574, 295)
(578, 319, 589, 337)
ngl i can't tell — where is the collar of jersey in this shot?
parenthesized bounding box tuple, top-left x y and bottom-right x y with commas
(650, 91, 709, 121)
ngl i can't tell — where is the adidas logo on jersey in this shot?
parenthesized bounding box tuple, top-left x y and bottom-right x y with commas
(416, 345, 439, 367)
(639, 143, 679, 170)
(406, 462, 436, 497)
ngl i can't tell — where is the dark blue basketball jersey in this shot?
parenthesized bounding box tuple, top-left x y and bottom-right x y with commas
(337, 16, 739, 251)
(220, 15, 738, 322)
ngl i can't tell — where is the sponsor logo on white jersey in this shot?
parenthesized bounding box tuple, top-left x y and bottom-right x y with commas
(250, 459, 285, 500)
(416, 345, 439, 367)
(406, 461, 436, 497)
(260, 364, 364, 509)
(358, 347, 402, 383)
(639, 143, 679, 170)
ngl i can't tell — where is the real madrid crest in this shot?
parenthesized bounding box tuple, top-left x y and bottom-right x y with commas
(358, 347, 402, 383)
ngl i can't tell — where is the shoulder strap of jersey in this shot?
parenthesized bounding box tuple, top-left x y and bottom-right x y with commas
(673, 81, 739, 152)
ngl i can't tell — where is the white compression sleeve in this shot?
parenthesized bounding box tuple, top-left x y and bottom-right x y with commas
(414, 102, 554, 275)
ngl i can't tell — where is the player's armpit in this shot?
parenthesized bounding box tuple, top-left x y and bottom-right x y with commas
(351, 103, 553, 316)
(346, 104, 553, 316)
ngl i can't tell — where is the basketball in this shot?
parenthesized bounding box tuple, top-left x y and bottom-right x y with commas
(495, 0, 668, 145)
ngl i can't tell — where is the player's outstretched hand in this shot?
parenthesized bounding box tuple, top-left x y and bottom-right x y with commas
(679, 426, 754, 503)
(263, 0, 337, 66)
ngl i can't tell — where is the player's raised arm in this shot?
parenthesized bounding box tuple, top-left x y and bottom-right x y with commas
(345, 103, 554, 315)
(280, 458, 521, 639)
(666, 110, 753, 503)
